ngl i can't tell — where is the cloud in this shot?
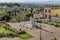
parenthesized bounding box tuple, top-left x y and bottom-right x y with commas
(50, 0, 60, 1)
(0, 0, 49, 3)
(0, 0, 60, 3)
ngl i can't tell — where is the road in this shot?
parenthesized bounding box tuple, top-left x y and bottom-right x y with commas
(51, 17, 60, 22)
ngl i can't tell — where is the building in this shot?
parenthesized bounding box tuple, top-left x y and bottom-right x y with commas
(34, 7, 60, 19)
(51, 7, 60, 17)
(43, 7, 51, 18)
(39, 7, 60, 19)
(34, 7, 51, 19)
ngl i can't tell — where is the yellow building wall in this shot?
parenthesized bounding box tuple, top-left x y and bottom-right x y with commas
(51, 9, 60, 17)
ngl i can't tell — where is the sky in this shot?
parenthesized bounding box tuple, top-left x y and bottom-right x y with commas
(0, 0, 60, 3)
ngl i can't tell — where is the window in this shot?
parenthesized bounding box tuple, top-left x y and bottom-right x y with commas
(45, 15, 47, 17)
(49, 10, 50, 13)
(45, 9, 47, 13)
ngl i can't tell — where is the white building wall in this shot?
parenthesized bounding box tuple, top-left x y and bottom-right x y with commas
(43, 7, 51, 18)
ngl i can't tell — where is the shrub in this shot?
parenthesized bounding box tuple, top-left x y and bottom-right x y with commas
(0, 32, 4, 37)
(55, 23, 60, 27)
(57, 22, 60, 24)
(7, 33, 16, 38)
(44, 22, 48, 24)
(19, 34, 32, 39)
(25, 13, 33, 17)
(23, 16, 29, 20)
(18, 31, 26, 35)
(5, 23, 11, 27)
(0, 25, 32, 39)
(0, 32, 7, 37)
(48, 22, 55, 25)
(36, 19, 42, 23)
(23, 13, 33, 21)
(37, 20, 42, 23)
(17, 31, 32, 39)
(3, 23, 18, 34)
(0, 14, 11, 21)
(51, 37, 57, 40)
(48, 20, 52, 22)
(15, 16, 21, 21)
(11, 28, 18, 33)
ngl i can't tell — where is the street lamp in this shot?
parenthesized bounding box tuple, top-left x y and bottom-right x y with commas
(40, 20, 42, 40)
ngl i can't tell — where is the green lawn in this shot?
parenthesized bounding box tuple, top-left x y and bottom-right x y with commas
(19, 33, 32, 39)
(44, 20, 60, 27)
(0, 25, 32, 39)
(35, 19, 60, 27)
(0, 26, 16, 36)
(0, 26, 11, 33)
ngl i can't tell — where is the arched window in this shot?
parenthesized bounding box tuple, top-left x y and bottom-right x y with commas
(45, 9, 47, 13)
(45, 15, 47, 17)
(49, 10, 50, 13)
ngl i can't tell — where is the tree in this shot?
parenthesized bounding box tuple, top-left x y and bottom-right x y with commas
(0, 14, 11, 21)
(12, 6, 20, 16)
(7, 11, 11, 16)
(15, 16, 21, 21)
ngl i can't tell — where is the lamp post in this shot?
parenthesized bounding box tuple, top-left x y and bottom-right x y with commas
(40, 23, 42, 40)
(39, 7, 44, 40)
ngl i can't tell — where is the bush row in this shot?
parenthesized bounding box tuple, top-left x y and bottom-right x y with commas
(44, 20, 60, 27)
(0, 23, 32, 39)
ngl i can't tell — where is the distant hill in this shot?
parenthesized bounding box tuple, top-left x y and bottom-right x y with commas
(0, 1, 60, 7)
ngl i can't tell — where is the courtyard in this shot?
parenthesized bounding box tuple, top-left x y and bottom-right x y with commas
(4, 21, 60, 40)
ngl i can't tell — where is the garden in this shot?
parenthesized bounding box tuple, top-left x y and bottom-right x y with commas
(43, 20, 60, 27)
(0, 23, 32, 40)
(35, 18, 60, 27)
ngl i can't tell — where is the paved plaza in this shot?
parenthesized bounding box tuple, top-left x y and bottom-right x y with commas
(0, 21, 60, 40)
